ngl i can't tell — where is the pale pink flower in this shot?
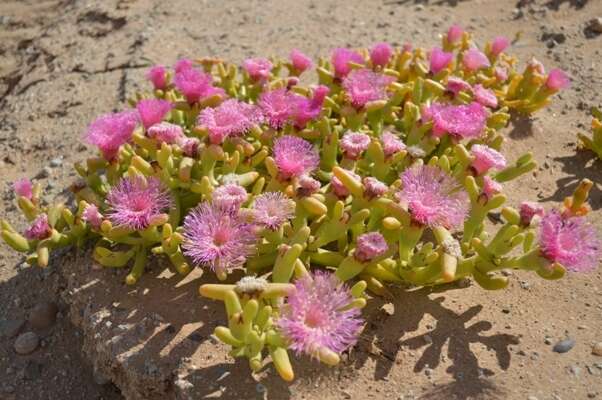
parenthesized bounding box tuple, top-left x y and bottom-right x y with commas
(519, 201, 544, 226)
(491, 36, 510, 57)
(82, 204, 103, 229)
(342, 69, 393, 109)
(362, 177, 388, 199)
(381, 131, 405, 157)
(177, 137, 201, 158)
(462, 48, 491, 72)
(528, 58, 546, 75)
(424, 102, 488, 139)
(331, 48, 364, 78)
(146, 65, 167, 90)
(290, 49, 313, 74)
(539, 210, 600, 272)
(397, 165, 469, 229)
(198, 99, 262, 144)
(473, 84, 498, 108)
(296, 175, 321, 197)
(495, 67, 509, 82)
(243, 58, 273, 82)
(258, 89, 294, 129)
(446, 77, 471, 96)
(340, 131, 371, 159)
(331, 169, 361, 198)
(355, 232, 389, 262)
(252, 192, 295, 230)
(85, 110, 139, 160)
(429, 47, 453, 74)
(470, 144, 506, 175)
(212, 184, 248, 210)
(106, 177, 171, 230)
(277, 271, 363, 357)
(147, 122, 184, 144)
(545, 69, 570, 91)
(482, 176, 502, 200)
(182, 202, 256, 274)
(137, 99, 172, 129)
(370, 42, 393, 68)
(13, 178, 32, 200)
(273, 135, 320, 180)
(24, 214, 52, 240)
(447, 25, 464, 44)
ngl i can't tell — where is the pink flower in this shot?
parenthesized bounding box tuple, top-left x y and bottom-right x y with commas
(13, 178, 33, 200)
(342, 69, 393, 109)
(243, 58, 273, 82)
(82, 204, 103, 229)
(277, 271, 363, 357)
(290, 85, 330, 129)
(539, 210, 600, 272)
(290, 49, 313, 74)
(397, 165, 469, 229)
(273, 135, 320, 180)
(447, 25, 464, 44)
(258, 89, 294, 129)
(331, 48, 364, 78)
(174, 65, 223, 104)
(491, 36, 510, 57)
(136, 99, 172, 129)
(212, 184, 248, 210)
(147, 122, 184, 144)
(355, 232, 389, 262)
(470, 144, 506, 175)
(182, 202, 256, 274)
(85, 110, 139, 160)
(106, 177, 171, 230)
(545, 69, 570, 91)
(198, 99, 262, 144)
(331, 169, 360, 198)
(363, 177, 388, 199)
(482, 176, 502, 200)
(296, 175, 321, 197)
(446, 77, 471, 96)
(473, 84, 498, 108)
(381, 131, 405, 157)
(174, 59, 194, 73)
(462, 48, 491, 72)
(340, 131, 371, 159)
(495, 67, 509, 82)
(177, 137, 201, 158)
(24, 214, 52, 240)
(519, 201, 544, 226)
(252, 192, 295, 230)
(528, 58, 546, 75)
(429, 47, 453, 74)
(146, 65, 167, 90)
(425, 102, 488, 139)
(370, 42, 393, 68)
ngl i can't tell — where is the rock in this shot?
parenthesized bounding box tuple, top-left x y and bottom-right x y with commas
(0, 319, 26, 339)
(544, 337, 553, 345)
(49, 157, 63, 167)
(592, 342, 602, 356)
(29, 301, 58, 329)
(588, 18, 602, 34)
(14, 332, 40, 355)
(423, 334, 432, 344)
(569, 365, 582, 377)
(36, 166, 52, 179)
(553, 338, 575, 353)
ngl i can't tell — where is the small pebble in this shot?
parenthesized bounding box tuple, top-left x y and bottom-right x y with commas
(50, 157, 63, 167)
(14, 331, 40, 355)
(0, 319, 26, 339)
(588, 17, 602, 34)
(553, 338, 575, 353)
(256, 383, 267, 394)
(36, 166, 51, 179)
(592, 342, 602, 356)
(29, 301, 58, 329)
(544, 337, 553, 345)
(424, 334, 432, 344)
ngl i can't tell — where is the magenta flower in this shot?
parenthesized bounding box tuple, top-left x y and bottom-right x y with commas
(447, 25, 464, 44)
(482, 176, 502, 200)
(429, 47, 453, 74)
(331, 48, 364, 78)
(363, 177, 388, 200)
(174, 59, 194, 73)
(473, 84, 498, 108)
(290, 49, 313, 74)
(198, 99, 262, 144)
(182, 202, 256, 274)
(177, 137, 201, 158)
(13, 178, 33, 200)
(136, 99, 172, 130)
(425, 102, 488, 139)
(82, 204, 103, 229)
(340, 131, 371, 159)
(252, 192, 295, 230)
(355, 232, 389, 262)
(446, 77, 471, 96)
(519, 201, 544, 226)
(470, 144, 506, 175)
(342, 69, 393, 109)
(243, 58, 273, 82)
(174, 65, 222, 104)
(462, 48, 491, 72)
(277, 271, 363, 357)
(331, 169, 360, 198)
(296, 175, 321, 197)
(381, 131, 405, 157)
(106, 177, 171, 230)
(370, 42, 393, 68)
(85, 110, 139, 160)
(212, 184, 248, 210)
(258, 89, 294, 129)
(491, 36, 510, 57)
(397, 165, 469, 229)
(147, 122, 184, 144)
(273, 135, 320, 180)
(290, 85, 329, 129)
(545, 69, 570, 91)
(24, 214, 52, 240)
(539, 210, 600, 272)
(146, 65, 167, 90)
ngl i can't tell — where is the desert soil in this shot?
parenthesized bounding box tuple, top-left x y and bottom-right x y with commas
(1, 0, 602, 399)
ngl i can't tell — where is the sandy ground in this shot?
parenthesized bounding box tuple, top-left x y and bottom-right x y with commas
(0, 0, 601, 399)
